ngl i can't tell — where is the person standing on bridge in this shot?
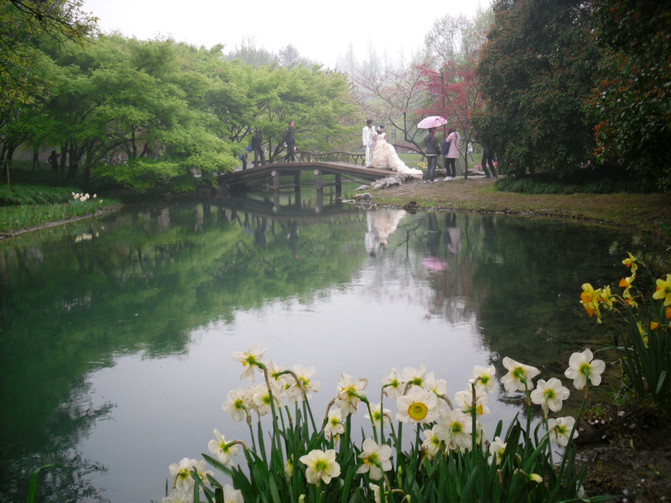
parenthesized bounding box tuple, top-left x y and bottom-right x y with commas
(284, 121, 296, 162)
(362, 119, 375, 167)
(252, 128, 265, 166)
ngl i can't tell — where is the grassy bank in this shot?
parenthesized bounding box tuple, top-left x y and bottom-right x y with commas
(0, 162, 120, 237)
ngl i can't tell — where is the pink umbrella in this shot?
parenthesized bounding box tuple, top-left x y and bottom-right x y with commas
(417, 116, 447, 129)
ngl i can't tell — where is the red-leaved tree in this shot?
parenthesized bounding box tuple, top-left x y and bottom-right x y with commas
(418, 58, 483, 178)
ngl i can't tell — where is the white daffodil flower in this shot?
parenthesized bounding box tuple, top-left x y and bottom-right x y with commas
(223, 484, 244, 503)
(168, 457, 199, 493)
(381, 368, 405, 399)
(500, 357, 540, 393)
(162, 488, 192, 503)
(365, 402, 393, 428)
(471, 365, 496, 393)
(287, 363, 320, 403)
(252, 383, 277, 416)
(424, 372, 449, 398)
(421, 426, 443, 458)
(396, 386, 440, 424)
(207, 429, 240, 467)
(357, 438, 393, 481)
(454, 388, 490, 416)
(335, 373, 368, 415)
(489, 436, 507, 465)
(548, 416, 578, 446)
(222, 387, 251, 422)
(564, 349, 606, 390)
(401, 363, 428, 390)
(530, 378, 570, 415)
(435, 409, 473, 451)
(299, 449, 340, 485)
(232, 344, 267, 381)
(324, 407, 345, 440)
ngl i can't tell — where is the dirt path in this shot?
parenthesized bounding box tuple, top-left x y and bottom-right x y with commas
(368, 176, 671, 239)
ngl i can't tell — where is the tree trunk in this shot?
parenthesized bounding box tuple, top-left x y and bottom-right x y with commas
(66, 145, 79, 181)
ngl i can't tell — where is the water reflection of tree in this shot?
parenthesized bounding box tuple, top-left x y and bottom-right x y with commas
(1, 201, 371, 501)
(417, 212, 481, 321)
(1, 378, 113, 502)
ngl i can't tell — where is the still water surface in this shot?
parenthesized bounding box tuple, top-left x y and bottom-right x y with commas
(0, 193, 652, 502)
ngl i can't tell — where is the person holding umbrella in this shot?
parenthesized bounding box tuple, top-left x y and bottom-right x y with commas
(423, 127, 441, 182)
(417, 116, 447, 183)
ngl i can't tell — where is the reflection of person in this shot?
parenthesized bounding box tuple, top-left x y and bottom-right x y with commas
(287, 221, 299, 259)
(252, 129, 265, 166)
(423, 128, 440, 182)
(426, 212, 441, 257)
(443, 128, 460, 180)
(362, 119, 375, 167)
(444, 213, 461, 254)
(365, 212, 378, 257)
(284, 121, 296, 161)
(481, 146, 498, 178)
(372, 126, 423, 177)
(371, 208, 407, 248)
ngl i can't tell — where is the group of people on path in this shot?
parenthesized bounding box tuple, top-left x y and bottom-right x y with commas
(363, 119, 498, 182)
(242, 119, 498, 180)
(422, 127, 462, 182)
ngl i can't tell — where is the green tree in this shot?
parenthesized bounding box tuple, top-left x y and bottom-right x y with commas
(0, 0, 95, 105)
(475, 0, 600, 178)
(587, 0, 671, 190)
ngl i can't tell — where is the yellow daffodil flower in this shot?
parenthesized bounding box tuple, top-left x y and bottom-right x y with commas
(580, 283, 602, 321)
(622, 252, 638, 274)
(652, 274, 671, 306)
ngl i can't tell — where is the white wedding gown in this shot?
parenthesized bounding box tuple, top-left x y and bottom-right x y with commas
(371, 134, 423, 177)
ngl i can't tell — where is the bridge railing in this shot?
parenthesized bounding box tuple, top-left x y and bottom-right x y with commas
(294, 150, 365, 165)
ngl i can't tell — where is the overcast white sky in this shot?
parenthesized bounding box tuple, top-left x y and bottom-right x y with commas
(82, 0, 491, 68)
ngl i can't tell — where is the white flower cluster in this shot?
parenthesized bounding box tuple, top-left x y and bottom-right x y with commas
(165, 345, 606, 500)
(72, 192, 98, 202)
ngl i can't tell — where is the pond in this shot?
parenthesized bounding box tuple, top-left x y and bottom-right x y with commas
(0, 190, 656, 502)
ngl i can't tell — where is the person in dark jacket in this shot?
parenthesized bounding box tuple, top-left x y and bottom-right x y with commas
(423, 128, 440, 182)
(251, 129, 265, 166)
(481, 146, 498, 178)
(284, 121, 296, 161)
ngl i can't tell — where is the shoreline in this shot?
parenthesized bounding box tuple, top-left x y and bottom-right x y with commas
(365, 176, 671, 240)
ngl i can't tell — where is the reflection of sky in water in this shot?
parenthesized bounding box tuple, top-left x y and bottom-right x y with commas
(80, 227, 517, 503)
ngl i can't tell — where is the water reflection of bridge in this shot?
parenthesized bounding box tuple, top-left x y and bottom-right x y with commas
(219, 192, 355, 221)
(220, 161, 390, 211)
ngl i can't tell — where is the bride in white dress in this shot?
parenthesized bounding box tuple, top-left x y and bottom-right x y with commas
(371, 126, 423, 177)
